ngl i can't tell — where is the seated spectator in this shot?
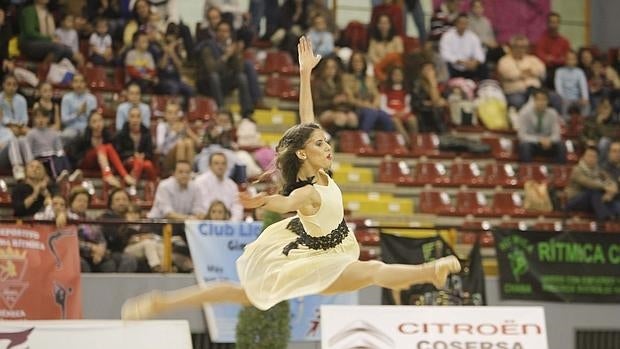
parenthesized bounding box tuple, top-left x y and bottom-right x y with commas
(468, 0, 502, 63)
(205, 200, 231, 220)
(60, 74, 98, 142)
(602, 141, 620, 195)
(581, 99, 617, 160)
(204, 0, 254, 47)
(68, 187, 114, 272)
(370, 0, 405, 38)
(89, 17, 114, 65)
(122, 0, 152, 49)
(116, 83, 152, 131)
(155, 101, 198, 175)
(343, 52, 395, 133)
(555, 51, 589, 117)
(156, 24, 194, 105)
(535, 12, 571, 88)
(368, 13, 403, 66)
(148, 160, 206, 220)
(0, 123, 31, 180)
(410, 61, 447, 133)
(306, 14, 335, 58)
(380, 65, 418, 143)
(33, 82, 61, 130)
(312, 56, 358, 133)
(197, 21, 261, 118)
(18, 0, 74, 63)
(125, 32, 158, 92)
(566, 146, 619, 222)
(195, 5, 221, 43)
(0, 75, 28, 136)
(272, 0, 309, 52)
(71, 111, 136, 188)
(588, 58, 620, 111)
(26, 108, 73, 180)
(98, 188, 139, 272)
(497, 35, 546, 110)
(196, 110, 262, 179)
(122, 201, 194, 272)
(54, 14, 85, 67)
(439, 13, 486, 80)
(86, 0, 123, 40)
(114, 106, 157, 185)
(11, 160, 57, 217)
(404, 41, 449, 84)
(428, 0, 460, 41)
(306, 0, 336, 35)
(196, 152, 244, 222)
(516, 89, 566, 164)
(578, 47, 595, 77)
(34, 194, 76, 227)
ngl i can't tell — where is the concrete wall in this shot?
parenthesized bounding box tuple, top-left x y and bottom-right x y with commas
(82, 274, 620, 349)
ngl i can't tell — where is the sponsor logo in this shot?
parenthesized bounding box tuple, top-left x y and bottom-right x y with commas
(0, 247, 29, 310)
(328, 320, 395, 349)
(0, 328, 33, 349)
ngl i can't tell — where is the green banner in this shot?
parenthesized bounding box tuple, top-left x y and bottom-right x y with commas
(493, 229, 620, 303)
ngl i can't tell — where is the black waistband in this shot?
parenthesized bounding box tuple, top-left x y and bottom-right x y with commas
(282, 218, 349, 256)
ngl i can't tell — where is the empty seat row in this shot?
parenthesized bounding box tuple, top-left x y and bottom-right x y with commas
(378, 160, 571, 188)
(337, 131, 579, 162)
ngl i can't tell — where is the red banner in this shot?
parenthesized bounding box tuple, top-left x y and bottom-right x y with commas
(0, 224, 81, 320)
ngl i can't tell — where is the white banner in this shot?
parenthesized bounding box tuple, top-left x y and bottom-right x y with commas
(0, 320, 192, 349)
(321, 306, 548, 349)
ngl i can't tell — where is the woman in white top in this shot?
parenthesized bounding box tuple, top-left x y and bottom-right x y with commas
(121, 37, 460, 318)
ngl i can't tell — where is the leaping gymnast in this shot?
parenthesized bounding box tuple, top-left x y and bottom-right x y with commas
(121, 37, 461, 319)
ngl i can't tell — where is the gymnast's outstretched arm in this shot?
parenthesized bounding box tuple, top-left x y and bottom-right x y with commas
(298, 36, 322, 124)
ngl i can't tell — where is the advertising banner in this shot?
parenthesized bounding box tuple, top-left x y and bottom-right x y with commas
(321, 306, 548, 349)
(493, 229, 620, 302)
(0, 224, 81, 320)
(0, 320, 192, 349)
(186, 220, 357, 343)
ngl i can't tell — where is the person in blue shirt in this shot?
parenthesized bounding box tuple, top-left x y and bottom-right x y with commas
(115, 83, 151, 131)
(306, 14, 334, 58)
(555, 50, 589, 118)
(0, 75, 29, 136)
(60, 74, 97, 142)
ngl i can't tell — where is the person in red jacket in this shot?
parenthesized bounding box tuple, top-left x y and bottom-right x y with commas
(535, 12, 571, 89)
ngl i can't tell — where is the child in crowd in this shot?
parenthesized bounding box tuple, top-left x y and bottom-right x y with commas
(306, 14, 335, 58)
(125, 32, 157, 92)
(34, 194, 78, 227)
(205, 200, 231, 221)
(26, 108, 74, 181)
(32, 82, 61, 130)
(89, 17, 114, 65)
(155, 101, 198, 175)
(380, 66, 418, 144)
(54, 14, 85, 67)
(555, 50, 589, 118)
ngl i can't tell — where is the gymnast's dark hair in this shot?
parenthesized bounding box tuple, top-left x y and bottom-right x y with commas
(276, 123, 322, 196)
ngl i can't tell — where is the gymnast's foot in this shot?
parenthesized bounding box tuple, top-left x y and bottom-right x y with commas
(430, 255, 461, 289)
(121, 291, 162, 320)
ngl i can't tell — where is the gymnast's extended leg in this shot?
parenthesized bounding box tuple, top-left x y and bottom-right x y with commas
(320, 256, 461, 295)
(121, 281, 250, 320)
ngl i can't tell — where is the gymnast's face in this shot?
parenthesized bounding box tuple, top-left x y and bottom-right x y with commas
(299, 129, 332, 170)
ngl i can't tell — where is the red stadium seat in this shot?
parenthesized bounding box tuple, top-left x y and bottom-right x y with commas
(410, 133, 453, 158)
(455, 191, 492, 216)
(566, 221, 598, 232)
(481, 137, 517, 161)
(492, 192, 529, 216)
(412, 162, 451, 186)
(418, 191, 455, 215)
(264, 75, 299, 101)
(460, 221, 495, 247)
(374, 132, 409, 156)
(341, 21, 369, 52)
(84, 66, 124, 92)
(337, 130, 376, 155)
(532, 221, 563, 232)
(377, 160, 414, 185)
(484, 163, 518, 187)
(187, 97, 218, 121)
(259, 51, 299, 75)
(450, 162, 484, 186)
(518, 164, 550, 184)
(552, 165, 571, 188)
